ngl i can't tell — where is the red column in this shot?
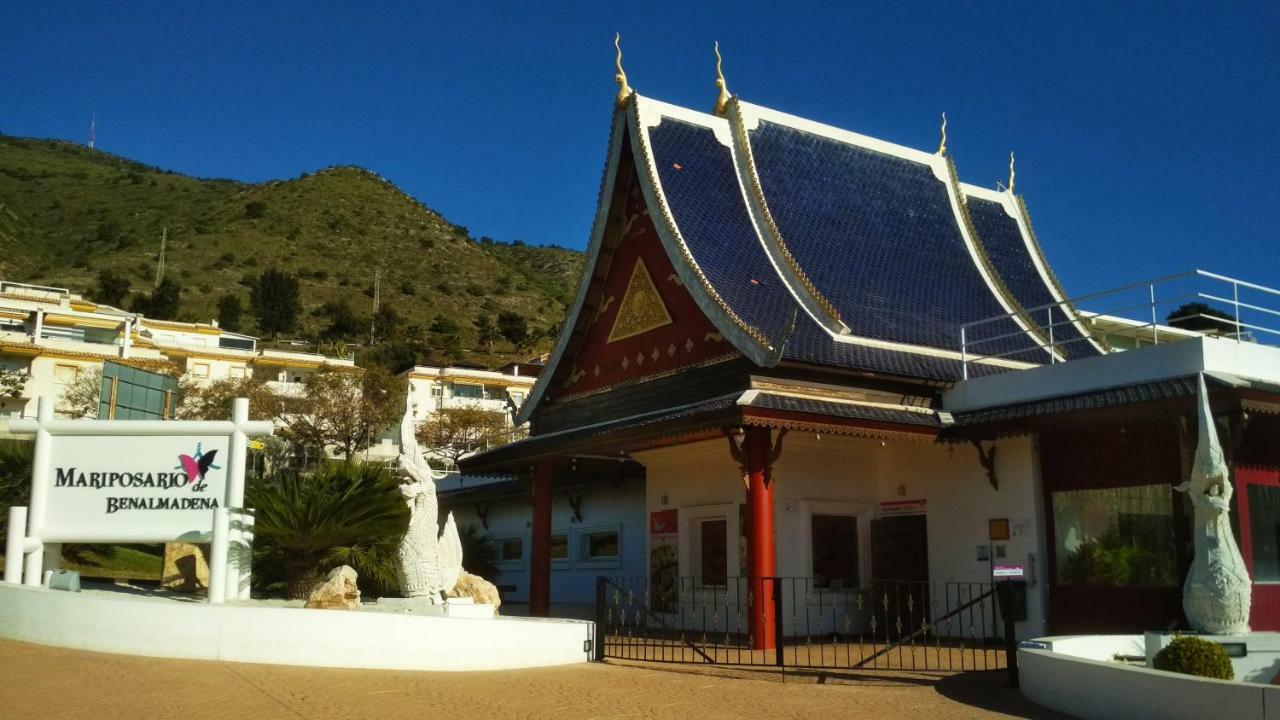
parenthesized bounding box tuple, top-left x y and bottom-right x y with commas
(529, 458, 553, 617)
(745, 426, 777, 650)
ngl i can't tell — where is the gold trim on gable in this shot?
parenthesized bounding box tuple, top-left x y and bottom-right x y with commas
(607, 258, 673, 343)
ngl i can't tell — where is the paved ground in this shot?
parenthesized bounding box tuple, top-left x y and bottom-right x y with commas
(0, 639, 1070, 719)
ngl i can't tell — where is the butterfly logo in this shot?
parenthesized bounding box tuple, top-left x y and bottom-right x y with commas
(175, 442, 221, 490)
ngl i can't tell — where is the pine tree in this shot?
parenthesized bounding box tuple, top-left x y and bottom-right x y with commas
(250, 267, 300, 340)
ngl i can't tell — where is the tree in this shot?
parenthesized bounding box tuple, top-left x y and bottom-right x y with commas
(1167, 302, 1238, 336)
(133, 278, 182, 319)
(0, 367, 27, 398)
(319, 300, 361, 341)
(474, 315, 500, 361)
(176, 377, 282, 421)
(497, 311, 528, 349)
(0, 439, 33, 538)
(94, 270, 131, 307)
(217, 294, 243, 332)
(248, 462, 407, 599)
(372, 302, 400, 344)
(416, 405, 510, 468)
(250, 267, 301, 340)
(58, 367, 102, 419)
(275, 367, 406, 460)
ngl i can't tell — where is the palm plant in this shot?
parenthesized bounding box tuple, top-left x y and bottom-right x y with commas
(248, 461, 408, 599)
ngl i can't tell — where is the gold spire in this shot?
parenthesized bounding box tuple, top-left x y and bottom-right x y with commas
(713, 41, 731, 116)
(936, 112, 948, 156)
(614, 33, 633, 109)
(1007, 151, 1016, 193)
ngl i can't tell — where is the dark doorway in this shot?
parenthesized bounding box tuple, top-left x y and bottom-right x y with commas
(698, 518, 727, 586)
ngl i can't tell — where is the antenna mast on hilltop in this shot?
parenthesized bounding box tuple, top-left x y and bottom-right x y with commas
(154, 227, 167, 287)
(370, 267, 382, 345)
(88, 112, 96, 150)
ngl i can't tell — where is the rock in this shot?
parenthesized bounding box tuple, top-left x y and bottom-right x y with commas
(161, 543, 209, 592)
(446, 571, 501, 615)
(305, 566, 361, 610)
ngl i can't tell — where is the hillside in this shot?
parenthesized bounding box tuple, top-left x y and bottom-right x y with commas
(0, 134, 584, 366)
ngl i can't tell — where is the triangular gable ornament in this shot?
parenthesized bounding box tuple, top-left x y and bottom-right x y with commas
(607, 258, 673, 342)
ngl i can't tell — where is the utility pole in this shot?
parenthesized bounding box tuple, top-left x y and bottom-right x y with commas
(154, 227, 167, 288)
(88, 112, 96, 150)
(369, 267, 382, 345)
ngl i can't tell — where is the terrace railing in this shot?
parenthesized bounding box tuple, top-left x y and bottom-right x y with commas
(959, 270, 1280, 379)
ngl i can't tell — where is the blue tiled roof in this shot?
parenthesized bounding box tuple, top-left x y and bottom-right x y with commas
(746, 120, 1040, 362)
(650, 118, 798, 341)
(647, 114, 1010, 383)
(966, 196, 1099, 361)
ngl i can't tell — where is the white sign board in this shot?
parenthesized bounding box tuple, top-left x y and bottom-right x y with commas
(992, 564, 1025, 579)
(41, 435, 230, 542)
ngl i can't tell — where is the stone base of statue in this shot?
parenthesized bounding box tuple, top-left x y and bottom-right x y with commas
(368, 596, 449, 616)
(1145, 631, 1280, 684)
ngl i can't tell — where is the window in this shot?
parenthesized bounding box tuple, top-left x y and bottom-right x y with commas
(1052, 484, 1176, 587)
(1248, 484, 1280, 582)
(550, 533, 568, 560)
(229, 366, 246, 379)
(191, 363, 210, 378)
(54, 364, 79, 385)
(510, 391, 525, 407)
(451, 383, 485, 400)
(811, 514, 859, 589)
(495, 537, 524, 565)
(576, 528, 621, 568)
(698, 518, 728, 586)
(430, 384, 443, 397)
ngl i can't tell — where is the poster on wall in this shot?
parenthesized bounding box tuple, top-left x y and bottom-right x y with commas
(649, 509, 678, 613)
(39, 434, 230, 542)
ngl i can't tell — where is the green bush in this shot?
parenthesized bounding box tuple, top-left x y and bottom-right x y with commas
(248, 462, 407, 600)
(1153, 636, 1234, 680)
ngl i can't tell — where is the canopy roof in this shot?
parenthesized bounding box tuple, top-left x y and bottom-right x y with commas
(515, 92, 1099, 431)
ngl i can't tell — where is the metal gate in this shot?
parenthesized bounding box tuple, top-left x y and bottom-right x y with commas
(595, 576, 1022, 685)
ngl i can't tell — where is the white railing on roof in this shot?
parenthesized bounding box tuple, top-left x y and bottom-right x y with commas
(959, 270, 1280, 380)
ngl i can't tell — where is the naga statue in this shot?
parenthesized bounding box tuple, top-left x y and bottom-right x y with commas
(396, 393, 463, 602)
(1178, 374, 1251, 634)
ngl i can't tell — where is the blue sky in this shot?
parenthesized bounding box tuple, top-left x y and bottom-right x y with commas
(4, 2, 1278, 298)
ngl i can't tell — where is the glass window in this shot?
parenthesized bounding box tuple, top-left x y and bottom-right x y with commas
(1248, 484, 1280, 582)
(582, 530, 620, 560)
(510, 391, 525, 407)
(229, 366, 246, 379)
(451, 383, 485, 400)
(496, 537, 523, 563)
(191, 363, 210, 378)
(699, 519, 728, 585)
(1052, 484, 1177, 587)
(550, 533, 568, 560)
(811, 514, 859, 589)
(430, 384, 443, 398)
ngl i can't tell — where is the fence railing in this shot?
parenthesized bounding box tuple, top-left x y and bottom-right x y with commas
(960, 269, 1280, 379)
(595, 575, 1023, 684)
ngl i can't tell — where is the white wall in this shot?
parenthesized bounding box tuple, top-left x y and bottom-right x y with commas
(634, 433, 1048, 640)
(0, 582, 592, 671)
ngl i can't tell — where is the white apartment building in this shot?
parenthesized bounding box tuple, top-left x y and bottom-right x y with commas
(0, 280, 354, 422)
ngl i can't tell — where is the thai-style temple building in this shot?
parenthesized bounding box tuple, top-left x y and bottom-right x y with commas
(459, 52, 1280, 644)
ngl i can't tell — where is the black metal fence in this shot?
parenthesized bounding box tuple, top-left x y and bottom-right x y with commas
(595, 576, 1023, 685)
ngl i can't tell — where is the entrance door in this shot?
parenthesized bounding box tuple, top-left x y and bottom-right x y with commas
(871, 515, 929, 583)
(871, 515, 929, 633)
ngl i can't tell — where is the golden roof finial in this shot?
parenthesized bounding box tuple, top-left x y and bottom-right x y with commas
(614, 33, 633, 109)
(936, 112, 948, 156)
(713, 41, 731, 116)
(1007, 151, 1016, 193)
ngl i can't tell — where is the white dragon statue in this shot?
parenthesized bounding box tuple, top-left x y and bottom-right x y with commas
(396, 392, 463, 601)
(1178, 373, 1251, 634)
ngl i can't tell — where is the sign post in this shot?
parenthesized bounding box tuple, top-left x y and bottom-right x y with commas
(5, 396, 273, 603)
